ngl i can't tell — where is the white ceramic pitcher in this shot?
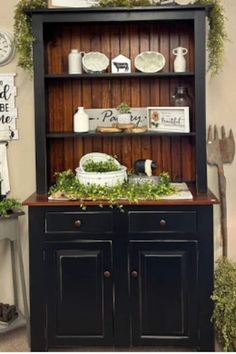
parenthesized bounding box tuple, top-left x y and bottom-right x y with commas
(172, 46, 188, 72)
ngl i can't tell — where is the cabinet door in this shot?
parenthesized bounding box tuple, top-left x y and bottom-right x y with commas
(129, 241, 198, 347)
(45, 241, 113, 346)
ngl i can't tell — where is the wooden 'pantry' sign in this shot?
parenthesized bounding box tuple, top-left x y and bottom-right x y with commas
(0, 73, 18, 140)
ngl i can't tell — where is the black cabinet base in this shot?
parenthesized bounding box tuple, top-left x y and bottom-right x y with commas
(28, 204, 214, 352)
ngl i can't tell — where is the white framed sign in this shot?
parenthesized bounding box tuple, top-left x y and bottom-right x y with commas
(147, 106, 190, 133)
(85, 108, 147, 130)
(111, 54, 131, 74)
(48, 0, 98, 7)
(0, 73, 18, 140)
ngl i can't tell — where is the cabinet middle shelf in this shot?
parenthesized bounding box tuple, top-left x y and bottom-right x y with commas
(46, 131, 196, 138)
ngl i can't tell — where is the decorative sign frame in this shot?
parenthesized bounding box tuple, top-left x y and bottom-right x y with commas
(48, 0, 98, 7)
(0, 73, 18, 140)
(86, 108, 147, 130)
(111, 54, 131, 74)
(147, 106, 190, 133)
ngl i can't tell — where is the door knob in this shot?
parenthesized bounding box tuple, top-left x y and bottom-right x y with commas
(104, 271, 111, 278)
(74, 219, 82, 227)
(160, 219, 166, 227)
(131, 271, 138, 278)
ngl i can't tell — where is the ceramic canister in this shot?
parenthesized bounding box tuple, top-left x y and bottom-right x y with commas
(73, 107, 89, 133)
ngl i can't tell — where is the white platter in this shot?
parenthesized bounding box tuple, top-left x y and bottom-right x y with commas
(134, 51, 165, 73)
(82, 52, 109, 73)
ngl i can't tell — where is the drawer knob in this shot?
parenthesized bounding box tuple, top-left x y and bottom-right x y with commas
(74, 219, 82, 228)
(104, 271, 111, 278)
(131, 271, 138, 278)
(160, 219, 166, 227)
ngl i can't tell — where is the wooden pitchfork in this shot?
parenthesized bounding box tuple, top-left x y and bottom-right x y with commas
(207, 125, 235, 257)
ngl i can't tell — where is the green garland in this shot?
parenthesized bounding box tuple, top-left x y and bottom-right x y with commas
(49, 170, 176, 207)
(0, 198, 22, 217)
(13, 0, 227, 76)
(211, 257, 236, 352)
(99, 0, 228, 76)
(13, 0, 47, 72)
(194, 0, 229, 76)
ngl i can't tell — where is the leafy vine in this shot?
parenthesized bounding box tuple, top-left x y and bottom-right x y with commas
(13, 0, 47, 72)
(211, 257, 236, 352)
(194, 0, 229, 76)
(13, 0, 228, 76)
(49, 170, 176, 207)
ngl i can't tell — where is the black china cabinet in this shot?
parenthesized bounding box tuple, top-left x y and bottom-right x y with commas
(24, 5, 218, 352)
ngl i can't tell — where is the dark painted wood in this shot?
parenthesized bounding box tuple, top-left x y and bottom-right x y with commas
(129, 241, 198, 346)
(32, 18, 48, 194)
(45, 210, 113, 234)
(26, 5, 215, 352)
(27, 204, 215, 351)
(194, 11, 207, 193)
(28, 207, 48, 351)
(45, 241, 113, 347)
(128, 210, 197, 233)
(45, 72, 195, 79)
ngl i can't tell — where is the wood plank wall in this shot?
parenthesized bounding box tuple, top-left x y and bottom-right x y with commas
(45, 21, 195, 185)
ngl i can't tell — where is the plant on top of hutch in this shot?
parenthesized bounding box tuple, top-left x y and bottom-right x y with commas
(14, 0, 227, 76)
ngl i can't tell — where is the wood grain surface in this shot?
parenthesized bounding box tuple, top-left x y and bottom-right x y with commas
(45, 21, 195, 185)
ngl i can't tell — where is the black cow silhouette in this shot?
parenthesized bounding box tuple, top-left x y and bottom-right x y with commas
(113, 62, 129, 72)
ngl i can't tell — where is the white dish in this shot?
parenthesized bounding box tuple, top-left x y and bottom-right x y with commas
(82, 52, 109, 73)
(79, 152, 120, 172)
(134, 51, 165, 73)
(75, 166, 127, 187)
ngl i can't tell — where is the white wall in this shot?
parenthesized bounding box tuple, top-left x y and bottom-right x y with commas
(0, 0, 235, 309)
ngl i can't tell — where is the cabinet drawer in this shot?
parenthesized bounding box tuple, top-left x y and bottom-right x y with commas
(129, 211, 197, 233)
(45, 211, 112, 234)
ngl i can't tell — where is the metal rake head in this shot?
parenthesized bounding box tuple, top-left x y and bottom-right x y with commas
(207, 125, 235, 168)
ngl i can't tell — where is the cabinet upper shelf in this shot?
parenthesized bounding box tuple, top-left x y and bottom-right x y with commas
(45, 72, 195, 79)
(27, 5, 212, 16)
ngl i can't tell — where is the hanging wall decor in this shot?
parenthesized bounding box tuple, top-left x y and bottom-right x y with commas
(0, 73, 18, 140)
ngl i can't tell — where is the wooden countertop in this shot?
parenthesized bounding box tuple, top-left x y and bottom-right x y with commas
(23, 184, 219, 207)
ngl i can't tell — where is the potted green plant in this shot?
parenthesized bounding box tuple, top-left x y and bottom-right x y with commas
(116, 102, 131, 125)
(0, 198, 22, 217)
(211, 257, 236, 352)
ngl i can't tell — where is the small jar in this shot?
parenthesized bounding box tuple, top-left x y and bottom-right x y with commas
(73, 107, 89, 133)
(68, 49, 82, 74)
(172, 86, 192, 107)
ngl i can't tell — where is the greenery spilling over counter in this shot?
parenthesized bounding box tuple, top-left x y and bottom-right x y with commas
(49, 170, 176, 207)
(211, 257, 236, 352)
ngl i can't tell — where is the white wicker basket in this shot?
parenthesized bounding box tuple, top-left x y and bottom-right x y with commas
(75, 166, 127, 187)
